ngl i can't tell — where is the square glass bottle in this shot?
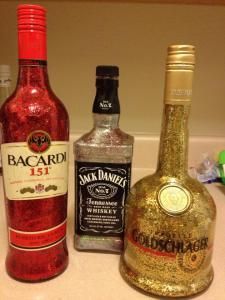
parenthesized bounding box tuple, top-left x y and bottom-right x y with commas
(74, 66, 134, 253)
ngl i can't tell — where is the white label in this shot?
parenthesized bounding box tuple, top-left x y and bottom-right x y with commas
(99, 100, 112, 110)
(1, 140, 69, 200)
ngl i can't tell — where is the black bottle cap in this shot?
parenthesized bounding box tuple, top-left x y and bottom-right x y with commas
(96, 65, 119, 77)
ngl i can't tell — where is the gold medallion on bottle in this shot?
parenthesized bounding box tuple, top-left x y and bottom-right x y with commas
(157, 183, 191, 215)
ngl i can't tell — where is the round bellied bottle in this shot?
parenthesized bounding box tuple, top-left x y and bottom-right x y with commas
(120, 45, 216, 297)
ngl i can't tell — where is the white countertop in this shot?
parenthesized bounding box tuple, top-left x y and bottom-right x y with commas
(0, 167, 225, 300)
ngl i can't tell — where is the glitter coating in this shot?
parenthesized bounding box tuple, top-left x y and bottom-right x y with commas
(0, 61, 69, 281)
(120, 46, 216, 297)
(74, 114, 133, 252)
(120, 105, 216, 297)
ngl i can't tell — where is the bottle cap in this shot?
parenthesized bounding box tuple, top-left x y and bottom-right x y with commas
(17, 4, 47, 60)
(164, 45, 195, 105)
(167, 45, 195, 65)
(96, 65, 119, 77)
(17, 4, 46, 32)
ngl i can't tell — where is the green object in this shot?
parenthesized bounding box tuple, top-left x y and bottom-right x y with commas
(218, 150, 225, 184)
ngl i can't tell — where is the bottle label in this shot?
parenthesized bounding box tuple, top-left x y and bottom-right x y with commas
(123, 193, 215, 284)
(125, 228, 213, 276)
(92, 79, 120, 114)
(165, 69, 193, 104)
(75, 161, 131, 236)
(1, 131, 69, 200)
(93, 96, 120, 114)
(157, 184, 191, 215)
(9, 219, 67, 250)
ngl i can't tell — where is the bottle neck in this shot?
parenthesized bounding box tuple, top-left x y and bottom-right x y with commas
(156, 63, 194, 179)
(93, 114, 119, 129)
(17, 60, 50, 88)
(18, 28, 47, 61)
(156, 104, 190, 178)
(92, 78, 120, 115)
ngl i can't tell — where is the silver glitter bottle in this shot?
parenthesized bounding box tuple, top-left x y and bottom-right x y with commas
(74, 66, 134, 252)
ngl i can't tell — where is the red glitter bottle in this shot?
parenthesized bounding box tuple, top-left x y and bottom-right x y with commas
(0, 4, 69, 281)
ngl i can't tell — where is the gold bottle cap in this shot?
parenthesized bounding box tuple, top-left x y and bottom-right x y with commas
(167, 45, 195, 65)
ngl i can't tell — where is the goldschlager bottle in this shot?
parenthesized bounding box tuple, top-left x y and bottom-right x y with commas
(120, 45, 216, 297)
(74, 65, 133, 252)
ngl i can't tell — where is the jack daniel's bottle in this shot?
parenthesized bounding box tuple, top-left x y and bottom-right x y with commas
(74, 66, 133, 252)
(120, 45, 216, 297)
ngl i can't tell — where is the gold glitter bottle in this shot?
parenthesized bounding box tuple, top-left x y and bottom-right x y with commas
(120, 45, 216, 297)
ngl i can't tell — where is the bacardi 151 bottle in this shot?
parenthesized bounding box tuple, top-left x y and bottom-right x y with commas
(0, 4, 69, 281)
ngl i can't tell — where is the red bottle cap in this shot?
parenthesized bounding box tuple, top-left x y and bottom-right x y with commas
(17, 4, 47, 60)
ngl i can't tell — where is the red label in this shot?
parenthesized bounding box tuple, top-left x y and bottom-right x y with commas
(9, 220, 66, 250)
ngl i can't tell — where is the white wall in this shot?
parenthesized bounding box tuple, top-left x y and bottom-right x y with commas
(0, 1, 225, 136)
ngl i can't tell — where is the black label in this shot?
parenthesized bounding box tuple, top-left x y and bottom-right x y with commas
(92, 81, 120, 114)
(75, 161, 131, 237)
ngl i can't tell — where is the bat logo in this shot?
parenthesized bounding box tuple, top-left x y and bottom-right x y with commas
(27, 130, 51, 153)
